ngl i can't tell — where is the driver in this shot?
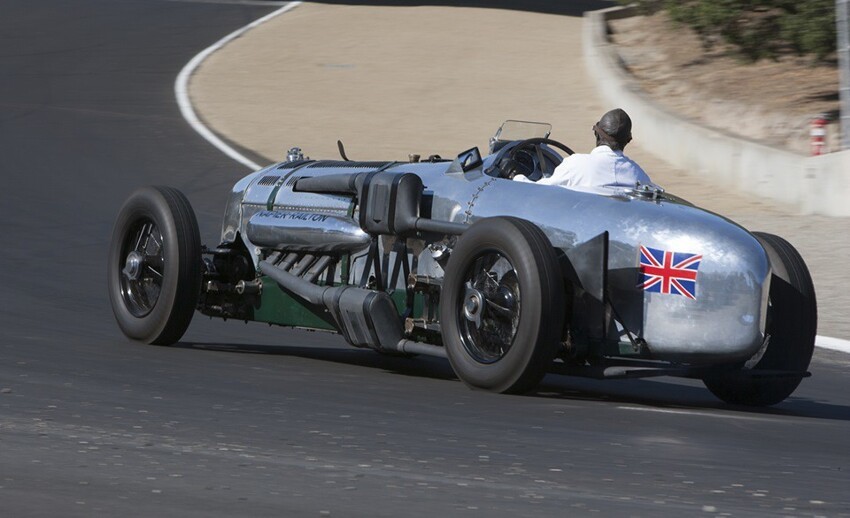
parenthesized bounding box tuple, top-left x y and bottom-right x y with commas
(514, 108, 654, 189)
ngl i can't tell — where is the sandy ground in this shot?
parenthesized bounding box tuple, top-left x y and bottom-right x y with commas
(191, 3, 608, 161)
(190, 2, 849, 339)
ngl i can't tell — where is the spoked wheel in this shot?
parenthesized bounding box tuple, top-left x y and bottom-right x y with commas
(702, 232, 817, 406)
(108, 186, 202, 345)
(119, 220, 165, 318)
(441, 217, 565, 394)
(459, 257, 521, 364)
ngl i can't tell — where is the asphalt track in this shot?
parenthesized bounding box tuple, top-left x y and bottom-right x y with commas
(1, 1, 849, 516)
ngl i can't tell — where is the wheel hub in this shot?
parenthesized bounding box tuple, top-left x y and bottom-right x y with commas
(463, 286, 485, 329)
(122, 251, 144, 281)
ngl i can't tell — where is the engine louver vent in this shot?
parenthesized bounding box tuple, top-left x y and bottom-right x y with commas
(286, 175, 309, 187)
(306, 160, 393, 169)
(277, 160, 312, 169)
(257, 175, 280, 186)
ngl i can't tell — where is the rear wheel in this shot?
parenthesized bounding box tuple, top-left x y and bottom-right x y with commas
(108, 186, 202, 345)
(440, 217, 565, 394)
(703, 232, 816, 406)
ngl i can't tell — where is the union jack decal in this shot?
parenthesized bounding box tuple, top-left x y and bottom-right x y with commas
(638, 245, 702, 300)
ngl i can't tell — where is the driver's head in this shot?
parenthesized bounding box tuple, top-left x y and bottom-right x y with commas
(593, 108, 632, 151)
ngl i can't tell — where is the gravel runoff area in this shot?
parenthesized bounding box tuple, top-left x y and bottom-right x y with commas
(189, 2, 850, 340)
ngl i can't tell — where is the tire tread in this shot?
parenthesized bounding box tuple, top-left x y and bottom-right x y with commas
(108, 186, 201, 346)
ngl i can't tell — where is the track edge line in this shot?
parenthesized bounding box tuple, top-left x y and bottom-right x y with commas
(816, 335, 850, 354)
(174, 1, 303, 171)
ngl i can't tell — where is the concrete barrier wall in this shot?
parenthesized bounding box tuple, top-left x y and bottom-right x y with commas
(583, 7, 850, 217)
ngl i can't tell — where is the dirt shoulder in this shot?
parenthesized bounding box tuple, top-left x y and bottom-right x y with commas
(190, 3, 610, 163)
(189, 3, 778, 212)
(189, 3, 849, 338)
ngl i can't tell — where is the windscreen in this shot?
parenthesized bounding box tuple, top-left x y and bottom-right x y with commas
(493, 120, 552, 142)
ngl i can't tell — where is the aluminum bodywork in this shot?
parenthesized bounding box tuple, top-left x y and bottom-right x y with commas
(220, 151, 770, 363)
(246, 211, 369, 252)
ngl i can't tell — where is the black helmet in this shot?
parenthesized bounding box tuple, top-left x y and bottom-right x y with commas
(593, 108, 632, 150)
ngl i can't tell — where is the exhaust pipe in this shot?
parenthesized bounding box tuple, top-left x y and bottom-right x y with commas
(258, 260, 446, 358)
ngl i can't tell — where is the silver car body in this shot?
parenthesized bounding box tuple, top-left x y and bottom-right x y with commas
(219, 141, 770, 364)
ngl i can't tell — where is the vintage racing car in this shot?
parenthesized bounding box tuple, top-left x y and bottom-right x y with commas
(108, 121, 817, 406)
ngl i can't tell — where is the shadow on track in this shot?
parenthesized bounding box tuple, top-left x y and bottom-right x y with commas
(179, 340, 458, 381)
(300, 0, 615, 16)
(534, 375, 850, 422)
(178, 340, 850, 422)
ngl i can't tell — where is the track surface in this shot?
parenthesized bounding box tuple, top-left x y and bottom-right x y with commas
(1, 1, 849, 516)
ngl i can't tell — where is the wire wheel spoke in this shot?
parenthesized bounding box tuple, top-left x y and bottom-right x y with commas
(459, 251, 521, 364)
(120, 218, 165, 317)
(145, 252, 164, 273)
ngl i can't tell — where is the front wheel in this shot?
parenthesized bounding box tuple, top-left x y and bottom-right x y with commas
(703, 232, 816, 406)
(107, 186, 202, 345)
(440, 217, 565, 394)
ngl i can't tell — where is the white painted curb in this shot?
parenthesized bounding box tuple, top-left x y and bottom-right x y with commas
(581, 7, 850, 217)
(816, 335, 850, 354)
(174, 1, 303, 171)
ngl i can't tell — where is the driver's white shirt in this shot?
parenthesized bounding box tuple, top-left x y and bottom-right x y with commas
(516, 145, 652, 189)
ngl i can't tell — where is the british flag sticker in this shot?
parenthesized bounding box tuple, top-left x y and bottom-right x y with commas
(638, 245, 703, 300)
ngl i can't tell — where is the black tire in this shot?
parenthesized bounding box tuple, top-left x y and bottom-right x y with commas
(440, 217, 565, 394)
(107, 186, 202, 345)
(703, 232, 816, 406)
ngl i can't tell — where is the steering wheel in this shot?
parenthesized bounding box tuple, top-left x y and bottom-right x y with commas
(501, 137, 576, 179)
